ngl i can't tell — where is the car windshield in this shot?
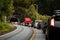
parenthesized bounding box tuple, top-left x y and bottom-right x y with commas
(10, 18, 18, 22)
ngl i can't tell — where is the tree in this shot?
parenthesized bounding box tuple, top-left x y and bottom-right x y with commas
(0, 0, 14, 22)
(13, 0, 35, 22)
(28, 4, 41, 20)
(46, 0, 60, 15)
(35, 0, 60, 16)
(14, 0, 35, 8)
(0, 0, 14, 30)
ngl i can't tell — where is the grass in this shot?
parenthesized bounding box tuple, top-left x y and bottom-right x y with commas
(0, 22, 15, 35)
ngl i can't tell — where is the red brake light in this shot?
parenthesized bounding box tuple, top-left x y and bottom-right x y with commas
(50, 18, 55, 27)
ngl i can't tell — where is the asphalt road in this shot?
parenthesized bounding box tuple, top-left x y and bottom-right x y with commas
(0, 25, 45, 40)
(33, 28, 45, 40)
(0, 25, 33, 40)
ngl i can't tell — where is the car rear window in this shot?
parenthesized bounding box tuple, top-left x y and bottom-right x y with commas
(54, 16, 60, 21)
(10, 18, 18, 22)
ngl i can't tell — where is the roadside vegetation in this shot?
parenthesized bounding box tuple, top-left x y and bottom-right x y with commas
(0, 0, 14, 35)
(0, 23, 14, 35)
(28, 5, 50, 21)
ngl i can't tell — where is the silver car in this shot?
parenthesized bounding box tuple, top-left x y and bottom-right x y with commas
(34, 20, 42, 28)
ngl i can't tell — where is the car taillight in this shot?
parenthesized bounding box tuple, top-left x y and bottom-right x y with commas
(50, 18, 55, 27)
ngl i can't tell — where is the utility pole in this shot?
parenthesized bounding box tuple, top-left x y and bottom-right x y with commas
(5, 16, 7, 23)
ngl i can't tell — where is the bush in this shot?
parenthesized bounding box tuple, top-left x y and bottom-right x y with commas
(0, 22, 13, 35)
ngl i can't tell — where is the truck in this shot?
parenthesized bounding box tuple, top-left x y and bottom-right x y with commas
(24, 18, 32, 26)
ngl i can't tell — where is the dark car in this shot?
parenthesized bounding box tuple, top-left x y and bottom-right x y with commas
(42, 21, 48, 34)
(45, 10, 60, 40)
(10, 17, 18, 24)
(37, 22, 42, 29)
(10, 18, 18, 22)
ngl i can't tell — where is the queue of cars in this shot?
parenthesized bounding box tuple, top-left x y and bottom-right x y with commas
(9, 17, 43, 29)
(42, 10, 60, 40)
(21, 20, 43, 29)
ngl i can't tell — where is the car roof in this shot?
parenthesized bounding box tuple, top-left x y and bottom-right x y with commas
(35, 20, 42, 22)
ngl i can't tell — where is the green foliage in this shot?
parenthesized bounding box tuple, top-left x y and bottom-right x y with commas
(14, 0, 35, 8)
(14, 4, 51, 22)
(0, 22, 13, 31)
(0, 22, 13, 35)
(0, 0, 14, 32)
(7, 0, 15, 16)
(0, 0, 14, 21)
(28, 5, 40, 20)
(28, 4, 50, 21)
(0, 0, 14, 16)
(41, 15, 50, 22)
